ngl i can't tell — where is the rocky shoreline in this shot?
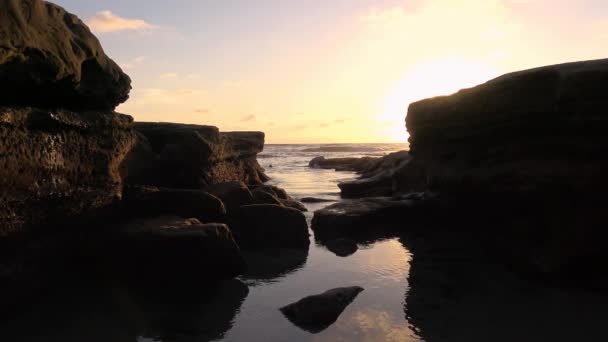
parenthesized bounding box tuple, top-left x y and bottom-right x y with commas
(0, 2, 311, 334)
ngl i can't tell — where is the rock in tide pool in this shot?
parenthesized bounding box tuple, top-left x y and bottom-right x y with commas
(232, 204, 310, 249)
(280, 286, 364, 333)
(110, 216, 246, 281)
(0, 0, 131, 110)
(324, 238, 358, 257)
(300, 197, 336, 203)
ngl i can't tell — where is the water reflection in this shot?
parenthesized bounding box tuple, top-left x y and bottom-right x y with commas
(240, 247, 309, 286)
(0, 276, 249, 342)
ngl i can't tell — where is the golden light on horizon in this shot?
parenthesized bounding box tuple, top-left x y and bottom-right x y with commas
(378, 57, 498, 142)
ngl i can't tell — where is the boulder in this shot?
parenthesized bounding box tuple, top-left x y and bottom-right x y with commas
(279, 286, 364, 333)
(109, 216, 246, 281)
(124, 123, 268, 188)
(233, 204, 309, 249)
(0, 0, 130, 110)
(250, 185, 307, 211)
(0, 107, 135, 235)
(251, 187, 283, 206)
(122, 186, 226, 222)
(205, 181, 254, 214)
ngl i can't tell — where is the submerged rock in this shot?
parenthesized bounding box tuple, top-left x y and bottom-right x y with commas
(0, 0, 131, 110)
(309, 156, 378, 171)
(280, 286, 364, 333)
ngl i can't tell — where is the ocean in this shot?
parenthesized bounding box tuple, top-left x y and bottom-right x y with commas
(216, 143, 421, 342)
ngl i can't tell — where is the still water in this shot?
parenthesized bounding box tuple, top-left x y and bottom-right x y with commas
(219, 143, 420, 342)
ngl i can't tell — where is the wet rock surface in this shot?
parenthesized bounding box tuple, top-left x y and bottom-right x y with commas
(280, 286, 364, 333)
(324, 238, 358, 257)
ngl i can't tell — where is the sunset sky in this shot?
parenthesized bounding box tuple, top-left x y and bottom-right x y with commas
(54, 0, 608, 143)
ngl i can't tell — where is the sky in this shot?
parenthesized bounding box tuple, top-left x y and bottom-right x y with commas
(54, 0, 608, 143)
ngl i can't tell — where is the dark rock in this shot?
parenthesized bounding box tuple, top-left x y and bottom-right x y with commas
(309, 156, 378, 171)
(205, 181, 254, 214)
(122, 186, 226, 222)
(401, 58, 608, 276)
(0, 107, 135, 235)
(279, 198, 308, 212)
(110, 216, 246, 281)
(251, 187, 283, 206)
(300, 197, 336, 203)
(0, 0, 130, 110)
(233, 204, 309, 249)
(324, 238, 358, 257)
(125, 123, 268, 188)
(280, 286, 364, 333)
(311, 197, 418, 240)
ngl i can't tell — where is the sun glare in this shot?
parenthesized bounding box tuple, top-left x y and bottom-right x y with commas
(379, 57, 498, 141)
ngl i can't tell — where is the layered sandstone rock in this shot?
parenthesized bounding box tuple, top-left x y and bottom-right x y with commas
(125, 123, 269, 188)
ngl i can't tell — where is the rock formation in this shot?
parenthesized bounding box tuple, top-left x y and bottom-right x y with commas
(0, 0, 131, 110)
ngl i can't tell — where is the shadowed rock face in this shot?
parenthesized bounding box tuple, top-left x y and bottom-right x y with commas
(125, 123, 269, 188)
(280, 286, 364, 333)
(0, 107, 136, 235)
(404, 58, 608, 194)
(0, 0, 131, 110)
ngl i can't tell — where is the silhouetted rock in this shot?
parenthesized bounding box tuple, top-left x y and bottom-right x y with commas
(250, 185, 307, 211)
(251, 187, 283, 206)
(122, 186, 226, 222)
(232, 204, 309, 249)
(309, 156, 378, 171)
(400, 58, 608, 276)
(324, 238, 358, 257)
(110, 216, 245, 281)
(0, 107, 135, 235)
(0, 0, 130, 110)
(280, 286, 364, 333)
(125, 123, 268, 188)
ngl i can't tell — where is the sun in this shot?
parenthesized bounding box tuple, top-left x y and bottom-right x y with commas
(378, 57, 498, 142)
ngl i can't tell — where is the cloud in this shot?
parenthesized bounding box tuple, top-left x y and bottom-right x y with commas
(87, 11, 158, 33)
(240, 114, 256, 122)
(118, 56, 147, 70)
(159, 72, 179, 80)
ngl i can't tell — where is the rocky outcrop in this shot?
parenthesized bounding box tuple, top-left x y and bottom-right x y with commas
(124, 123, 269, 188)
(0, 107, 135, 235)
(309, 151, 411, 198)
(280, 286, 364, 333)
(0, 0, 130, 110)
(404, 58, 608, 194)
